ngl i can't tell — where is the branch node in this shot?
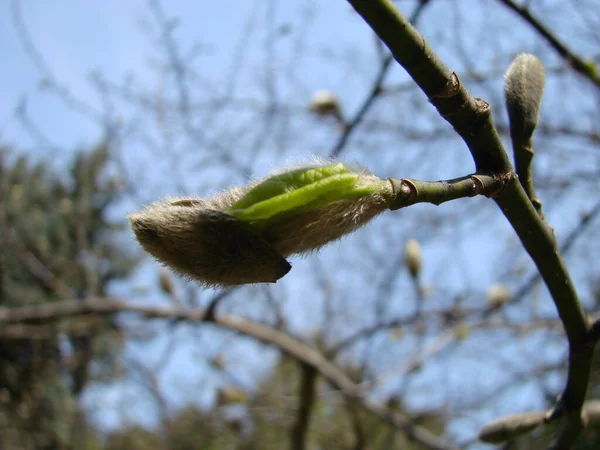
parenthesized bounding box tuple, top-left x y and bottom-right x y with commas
(471, 175, 485, 196)
(486, 172, 515, 198)
(402, 179, 419, 204)
(474, 98, 491, 116)
(387, 178, 415, 210)
(432, 72, 461, 99)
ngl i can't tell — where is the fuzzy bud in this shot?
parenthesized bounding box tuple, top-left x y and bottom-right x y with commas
(130, 161, 393, 287)
(404, 239, 422, 280)
(504, 54, 546, 147)
(309, 90, 343, 121)
(130, 205, 291, 287)
(487, 283, 511, 309)
(478, 411, 545, 443)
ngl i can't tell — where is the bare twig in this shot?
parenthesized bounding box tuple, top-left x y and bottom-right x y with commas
(0, 298, 458, 450)
(290, 363, 318, 450)
(346, 0, 595, 446)
(329, 0, 432, 158)
(497, 0, 600, 88)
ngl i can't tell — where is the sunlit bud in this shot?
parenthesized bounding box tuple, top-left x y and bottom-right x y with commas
(130, 161, 393, 287)
(130, 204, 291, 287)
(504, 54, 546, 147)
(487, 283, 511, 309)
(309, 90, 343, 122)
(404, 239, 422, 280)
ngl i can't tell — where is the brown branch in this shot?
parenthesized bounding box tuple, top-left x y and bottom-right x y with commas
(346, 0, 594, 447)
(290, 363, 318, 450)
(497, 0, 600, 88)
(0, 298, 458, 450)
(345, 397, 368, 450)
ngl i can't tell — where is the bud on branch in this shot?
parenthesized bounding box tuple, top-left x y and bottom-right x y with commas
(130, 162, 391, 287)
(130, 161, 509, 287)
(504, 53, 545, 149)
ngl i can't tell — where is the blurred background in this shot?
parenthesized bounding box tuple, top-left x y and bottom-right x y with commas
(1, 0, 600, 448)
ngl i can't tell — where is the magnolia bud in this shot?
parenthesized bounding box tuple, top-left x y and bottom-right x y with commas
(309, 90, 343, 121)
(130, 205, 291, 287)
(487, 283, 511, 309)
(478, 411, 545, 443)
(404, 239, 422, 280)
(130, 161, 393, 286)
(504, 54, 546, 147)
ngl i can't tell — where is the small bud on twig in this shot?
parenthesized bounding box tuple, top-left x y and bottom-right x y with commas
(487, 283, 511, 309)
(309, 90, 344, 126)
(504, 54, 546, 147)
(404, 239, 422, 280)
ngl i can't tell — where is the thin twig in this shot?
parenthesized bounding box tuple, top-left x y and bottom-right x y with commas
(0, 298, 458, 450)
(497, 0, 600, 88)
(329, 0, 432, 158)
(346, 0, 594, 446)
(290, 363, 318, 450)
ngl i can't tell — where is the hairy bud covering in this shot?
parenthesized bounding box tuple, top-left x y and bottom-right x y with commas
(309, 90, 342, 118)
(404, 239, 422, 280)
(130, 161, 393, 286)
(504, 53, 546, 146)
(487, 283, 511, 309)
(130, 203, 292, 286)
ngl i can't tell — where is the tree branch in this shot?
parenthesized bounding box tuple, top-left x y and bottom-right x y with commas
(348, 0, 512, 174)
(388, 172, 506, 210)
(512, 139, 542, 214)
(329, 0, 432, 158)
(497, 0, 600, 88)
(0, 298, 458, 450)
(290, 363, 318, 450)
(346, 0, 595, 446)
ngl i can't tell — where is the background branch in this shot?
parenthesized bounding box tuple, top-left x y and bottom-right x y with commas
(0, 298, 457, 450)
(497, 0, 600, 88)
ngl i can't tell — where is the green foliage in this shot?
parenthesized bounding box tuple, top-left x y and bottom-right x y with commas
(0, 142, 136, 449)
